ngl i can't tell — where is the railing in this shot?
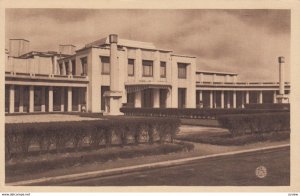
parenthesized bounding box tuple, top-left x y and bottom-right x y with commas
(5, 71, 88, 81)
(120, 107, 290, 119)
(196, 81, 290, 86)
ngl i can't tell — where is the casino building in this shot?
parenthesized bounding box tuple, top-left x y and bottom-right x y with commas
(5, 34, 290, 115)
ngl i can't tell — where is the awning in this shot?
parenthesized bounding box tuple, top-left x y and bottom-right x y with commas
(125, 84, 171, 93)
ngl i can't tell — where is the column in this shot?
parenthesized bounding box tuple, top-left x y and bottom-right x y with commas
(61, 87, 65, 112)
(135, 49, 142, 82)
(84, 87, 88, 112)
(53, 56, 57, 74)
(69, 59, 73, 75)
(166, 89, 172, 108)
(233, 91, 236, 108)
(259, 91, 263, 104)
(245, 91, 249, 104)
(213, 91, 217, 108)
(48, 87, 53, 112)
(19, 86, 24, 113)
(135, 91, 142, 108)
(29, 86, 34, 113)
(9, 85, 15, 113)
(41, 87, 46, 112)
(227, 91, 231, 108)
(67, 87, 72, 112)
(221, 91, 224, 108)
(241, 91, 245, 108)
(154, 51, 160, 80)
(273, 90, 277, 103)
(153, 89, 160, 108)
(199, 90, 203, 108)
(78, 88, 82, 111)
(209, 90, 213, 108)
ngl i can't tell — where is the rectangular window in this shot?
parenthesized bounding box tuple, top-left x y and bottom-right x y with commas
(100, 56, 110, 75)
(128, 59, 135, 76)
(71, 60, 76, 75)
(80, 57, 87, 76)
(65, 61, 70, 75)
(178, 63, 188, 79)
(59, 63, 64, 75)
(142, 60, 153, 77)
(160, 61, 166, 78)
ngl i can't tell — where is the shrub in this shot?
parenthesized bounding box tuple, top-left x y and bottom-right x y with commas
(217, 112, 290, 136)
(5, 117, 181, 159)
(120, 107, 289, 119)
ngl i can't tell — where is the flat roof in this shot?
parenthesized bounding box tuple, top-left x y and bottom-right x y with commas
(9, 38, 30, 42)
(171, 54, 196, 58)
(196, 70, 238, 75)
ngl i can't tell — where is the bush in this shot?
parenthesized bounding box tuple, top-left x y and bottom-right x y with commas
(5, 117, 181, 160)
(217, 112, 290, 136)
(120, 107, 289, 119)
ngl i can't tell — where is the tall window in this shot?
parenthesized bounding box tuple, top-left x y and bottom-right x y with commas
(128, 59, 135, 76)
(160, 61, 166, 78)
(65, 61, 70, 75)
(71, 60, 76, 75)
(178, 63, 188, 79)
(59, 63, 64, 75)
(100, 56, 110, 75)
(80, 57, 87, 76)
(142, 60, 153, 77)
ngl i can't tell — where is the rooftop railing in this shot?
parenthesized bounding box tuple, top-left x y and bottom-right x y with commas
(5, 71, 88, 81)
(196, 81, 290, 86)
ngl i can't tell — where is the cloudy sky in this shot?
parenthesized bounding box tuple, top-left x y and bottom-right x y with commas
(5, 9, 290, 82)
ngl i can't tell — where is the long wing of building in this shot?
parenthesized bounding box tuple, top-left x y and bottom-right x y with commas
(5, 35, 290, 115)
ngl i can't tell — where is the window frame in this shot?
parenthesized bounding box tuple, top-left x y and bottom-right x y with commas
(80, 57, 88, 76)
(142, 60, 154, 77)
(128, 59, 135, 76)
(100, 56, 110, 75)
(160, 61, 167, 78)
(178, 63, 188, 79)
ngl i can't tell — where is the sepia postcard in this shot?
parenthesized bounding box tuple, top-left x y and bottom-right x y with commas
(0, 0, 300, 193)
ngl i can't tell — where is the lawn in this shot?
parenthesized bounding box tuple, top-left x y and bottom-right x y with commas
(176, 131, 290, 146)
(6, 141, 194, 178)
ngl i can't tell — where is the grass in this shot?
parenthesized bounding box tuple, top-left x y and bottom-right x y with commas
(176, 131, 290, 146)
(6, 141, 194, 177)
(180, 119, 220, 127)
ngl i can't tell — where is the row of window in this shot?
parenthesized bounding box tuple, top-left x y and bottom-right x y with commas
(100, 56, 188, 79)
(78, 56, 188, 79)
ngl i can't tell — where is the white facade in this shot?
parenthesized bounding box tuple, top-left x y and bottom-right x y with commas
(4, 35, 290, 115)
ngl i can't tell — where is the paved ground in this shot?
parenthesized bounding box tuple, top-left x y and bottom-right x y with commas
(44, 146, 290, 186)
(178, 125, 228, 135)
(5, 114, 103, 123)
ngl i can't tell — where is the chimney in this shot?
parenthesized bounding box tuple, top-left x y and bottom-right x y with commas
(9, 39, 30, 57)
(278, 56, 285, 95)
(109, 34, 118, 91)
(59, 44, 76, 55)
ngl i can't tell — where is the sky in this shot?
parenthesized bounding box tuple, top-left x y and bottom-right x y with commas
(5, 9, 290, 82)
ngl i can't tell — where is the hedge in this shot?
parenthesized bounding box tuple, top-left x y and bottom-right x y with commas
(217, 112, 290, 136)
(244, 103, 290, 110)
(120, 107, 289, 119)
(5, 117, 180, 160)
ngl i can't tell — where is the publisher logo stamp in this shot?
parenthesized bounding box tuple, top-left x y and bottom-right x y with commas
(255, 165, 267, 178)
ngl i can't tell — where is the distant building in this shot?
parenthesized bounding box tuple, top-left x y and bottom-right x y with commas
(5, 35, 290, 115)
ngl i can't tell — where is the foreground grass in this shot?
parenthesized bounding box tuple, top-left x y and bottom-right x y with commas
(176, 131, 290, 146)
(6, 142, 194, 177)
